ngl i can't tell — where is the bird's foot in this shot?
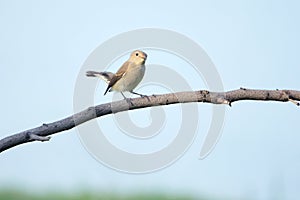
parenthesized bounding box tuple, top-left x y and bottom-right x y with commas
(139, 94, 150, 101)
(125, 98, 134, 106)
(131, 91, 150, 101)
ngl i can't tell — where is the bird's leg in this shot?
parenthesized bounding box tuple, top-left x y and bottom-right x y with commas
(130, 91, 150, 101)
(121, 92, 133, 106)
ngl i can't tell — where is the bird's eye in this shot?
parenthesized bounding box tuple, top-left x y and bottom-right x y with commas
(135, 53, 139, 56)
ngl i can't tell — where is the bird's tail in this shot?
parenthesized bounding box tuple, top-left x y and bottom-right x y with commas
(86, 71, 114, 83)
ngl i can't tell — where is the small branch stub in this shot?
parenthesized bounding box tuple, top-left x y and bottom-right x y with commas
(289, 99, 300, 106)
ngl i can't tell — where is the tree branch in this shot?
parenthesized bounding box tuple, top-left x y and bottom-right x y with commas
(1, 88, 299, 153)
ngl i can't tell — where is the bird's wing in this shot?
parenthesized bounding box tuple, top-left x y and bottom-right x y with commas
(104, 61, 131, 95)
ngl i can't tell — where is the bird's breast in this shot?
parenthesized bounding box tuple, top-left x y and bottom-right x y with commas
(112, 65, 145, 92)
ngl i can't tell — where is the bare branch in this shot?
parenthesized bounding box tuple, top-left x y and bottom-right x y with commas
(0, 88, 299, 153)
(28, 133, 51, 142)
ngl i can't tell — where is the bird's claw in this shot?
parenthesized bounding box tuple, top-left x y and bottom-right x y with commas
(140, 94, 150, 101)
(125, 98, 134, 106)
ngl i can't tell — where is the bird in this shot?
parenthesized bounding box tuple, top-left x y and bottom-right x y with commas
(86, 50, 148, 104)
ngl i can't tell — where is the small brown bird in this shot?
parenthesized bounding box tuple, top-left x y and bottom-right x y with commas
(86, 50, 148, 104)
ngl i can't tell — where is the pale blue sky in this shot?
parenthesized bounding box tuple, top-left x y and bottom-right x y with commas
(1, 1, 300, 199)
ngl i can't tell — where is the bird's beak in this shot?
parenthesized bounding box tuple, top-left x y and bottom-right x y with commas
(140, 54, 147, 59)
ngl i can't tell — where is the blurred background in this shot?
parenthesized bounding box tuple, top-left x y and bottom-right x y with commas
(1, 1, 300, 200)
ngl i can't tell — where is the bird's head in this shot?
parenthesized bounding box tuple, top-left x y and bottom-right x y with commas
(129, 50, 147, 65)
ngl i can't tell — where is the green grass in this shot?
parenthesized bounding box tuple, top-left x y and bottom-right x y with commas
(0, 190, 202, 200)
